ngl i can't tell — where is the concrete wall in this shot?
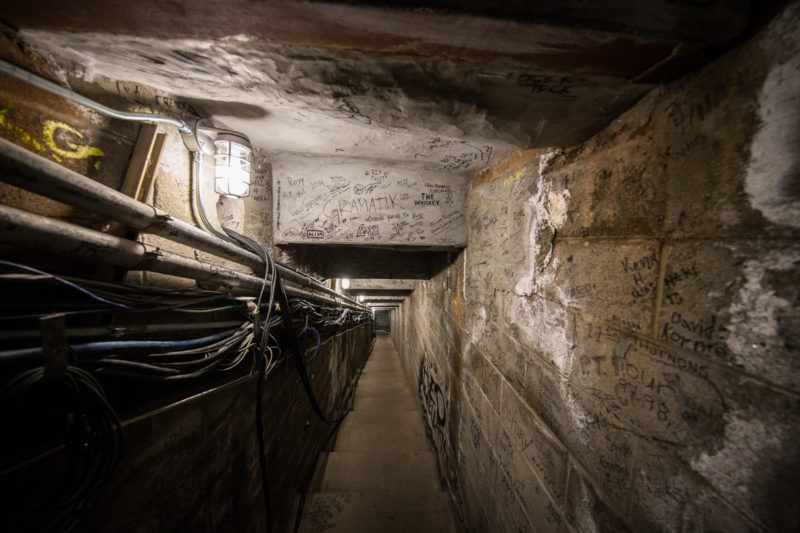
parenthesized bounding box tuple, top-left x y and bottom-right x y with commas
(392, 5, 800, 532)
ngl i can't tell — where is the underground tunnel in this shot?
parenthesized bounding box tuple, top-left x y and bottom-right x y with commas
(0, 1, 798, 531)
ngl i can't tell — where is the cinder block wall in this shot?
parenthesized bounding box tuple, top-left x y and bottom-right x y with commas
(392, 5, 799, 532)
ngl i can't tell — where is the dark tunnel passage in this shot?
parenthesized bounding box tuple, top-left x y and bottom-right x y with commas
(0, 1, 798, 532)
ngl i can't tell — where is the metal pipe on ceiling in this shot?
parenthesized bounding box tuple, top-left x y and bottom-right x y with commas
(0, 204, 365, 312)
(0, 137, 366, 310)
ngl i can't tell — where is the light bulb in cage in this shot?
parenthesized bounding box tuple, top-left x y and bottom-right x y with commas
(341, 278, 350, 290)
(214, 134, 252, 198)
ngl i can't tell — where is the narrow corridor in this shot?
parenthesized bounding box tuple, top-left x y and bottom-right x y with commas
(0, 2, 797, 531)
(299, 333, 458, 532)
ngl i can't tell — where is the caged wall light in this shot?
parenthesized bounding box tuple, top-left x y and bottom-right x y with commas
(182, 119, 253, 199)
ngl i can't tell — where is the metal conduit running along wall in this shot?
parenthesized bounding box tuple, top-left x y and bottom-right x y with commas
(0, 137, 366, 312)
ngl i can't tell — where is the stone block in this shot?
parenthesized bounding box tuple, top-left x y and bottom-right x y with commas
(495, 465, 538, 533)
(458, 448, 495, 533)
(504, 292, 576, 376)
(571, 315, 727, 452)
(506, 449, 568, 533)
(522, 351, 572, 440)
(474, 327, 528, 395)
(651, 59, 771, 241)
(538, 239, 661, 332)
(548, 140, 665, 239)
(628, 445, 768, 533)
(556, 385, 638, 511)
(498, 379, 568, 502)
(684, 381, 800, 532)
(565, 462, 631, 533)
(658, 241, 800, 391)
(463, 341, 501, 410)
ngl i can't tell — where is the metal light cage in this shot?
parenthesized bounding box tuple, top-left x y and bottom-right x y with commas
(214, 135, 253, 198)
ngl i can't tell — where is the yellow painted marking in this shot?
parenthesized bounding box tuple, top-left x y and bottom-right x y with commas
(452, 296, 465, 329)
(503, 170, 523, 187)
(0, 107, 105, 170)
(0, 107, 45, 152)
(42, 120, 105, 162)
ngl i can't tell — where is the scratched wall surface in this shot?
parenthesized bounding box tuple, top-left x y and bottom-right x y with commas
(274, 156, 468, 246)
(392, 5, 800, 532)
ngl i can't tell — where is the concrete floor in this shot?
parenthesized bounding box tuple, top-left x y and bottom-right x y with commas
(298, 333, 458, 532)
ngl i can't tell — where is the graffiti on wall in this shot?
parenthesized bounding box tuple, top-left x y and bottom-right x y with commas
(0, 106, 105, 168)
(418, 352, 449, 452)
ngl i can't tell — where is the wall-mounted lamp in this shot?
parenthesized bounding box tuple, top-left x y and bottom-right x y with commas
(214, 134, 252, 198)
(182, 119, 253, 199)
(341, 278, 350, 290)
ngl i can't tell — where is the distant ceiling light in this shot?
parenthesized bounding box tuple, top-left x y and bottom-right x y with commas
(182, 119, 253, 199)
(341, 278, 350, 290)
(358, 295, 365, 302)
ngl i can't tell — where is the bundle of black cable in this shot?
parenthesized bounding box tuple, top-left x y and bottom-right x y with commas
(0, 365, 122, 532)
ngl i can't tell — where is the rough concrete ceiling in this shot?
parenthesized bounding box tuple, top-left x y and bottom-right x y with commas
(0, 0, 757, 276)
(0, 0, 754, 167)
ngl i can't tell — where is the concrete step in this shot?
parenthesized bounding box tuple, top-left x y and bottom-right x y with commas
(298, 492, 457, 533)
(354, 382, 416, 399)
(356, 375, 407, 388)
(342, 409, 426, 433)
(352, 394, 419, 412)
(318, 451, 441, 493)
(362, 360, 402, 369)
(334, 413, 432, 452)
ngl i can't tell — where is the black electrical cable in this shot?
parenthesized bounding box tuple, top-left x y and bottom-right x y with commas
(255, 349, 272, 533)
(0, 254, 373, 532)
(0, 365, 123, 531)
(221, 228, 276, 533)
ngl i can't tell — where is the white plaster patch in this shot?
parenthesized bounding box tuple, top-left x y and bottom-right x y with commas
(468, 306, 487, 347)
(725, 247, 798, 386)
(514, 149, 565, 297)
(547, 189, 572, 228)
(505, 293, 572, 375)
(745, 4, 800, 228)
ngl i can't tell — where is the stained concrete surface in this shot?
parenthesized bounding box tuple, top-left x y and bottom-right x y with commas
(299, 333, 458, 532)
(389, 5, 800, 531)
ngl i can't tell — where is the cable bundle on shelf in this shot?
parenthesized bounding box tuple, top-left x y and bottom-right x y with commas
(0, 365, 123, 532)
(0, 246, 373, 532)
